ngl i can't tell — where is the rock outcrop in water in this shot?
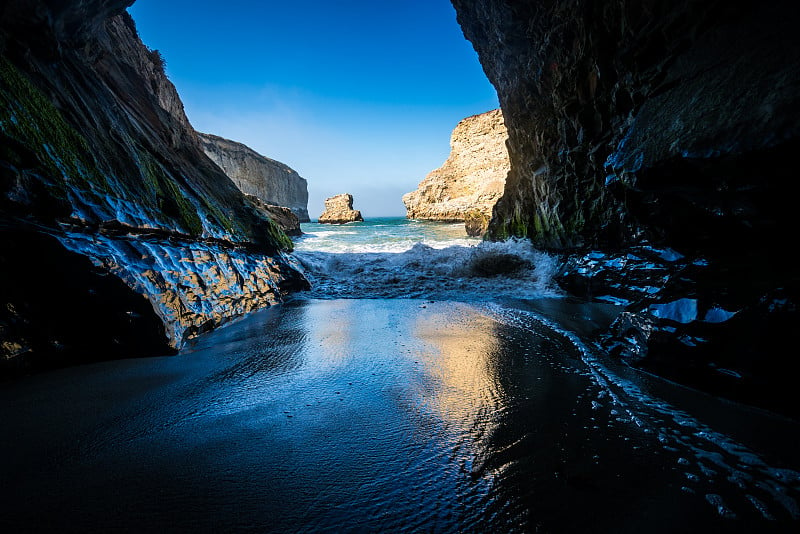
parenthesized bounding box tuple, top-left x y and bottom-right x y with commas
(197, 132, 310, 223)
(451, 0, 800, 416)
(318, 193, 363, 224)
(0, 0, 308, 372)
(402, 109, 509, 232)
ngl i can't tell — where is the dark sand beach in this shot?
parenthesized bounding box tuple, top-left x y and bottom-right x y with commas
(1, 299, 797, 532)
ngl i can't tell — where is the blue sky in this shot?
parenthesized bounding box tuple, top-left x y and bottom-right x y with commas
(128, 0, 498, 217)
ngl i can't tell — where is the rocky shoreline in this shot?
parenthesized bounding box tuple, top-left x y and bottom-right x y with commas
(552, 246, 798, 419)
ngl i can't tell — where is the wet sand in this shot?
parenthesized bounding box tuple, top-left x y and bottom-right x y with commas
(0, 299, 797, 532)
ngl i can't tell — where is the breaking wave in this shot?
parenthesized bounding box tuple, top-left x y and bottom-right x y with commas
(290, 219, 562, 300)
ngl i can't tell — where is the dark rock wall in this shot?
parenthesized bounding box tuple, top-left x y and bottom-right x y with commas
(452, 0, 800, 416)
(452, 0, 800, 251)
(0, 228, 168, 372)
(0, 0, 307, 371)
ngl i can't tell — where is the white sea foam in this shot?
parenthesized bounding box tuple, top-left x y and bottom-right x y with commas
(290, 219, 563, 300)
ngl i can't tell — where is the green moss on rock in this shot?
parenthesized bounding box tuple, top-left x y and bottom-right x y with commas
(135, 149, 203, 236)
(263, 216, 293, 252)
(510, 211, 529, 238)
(0, 56, 109, 198)
(200, 197, 240, 236)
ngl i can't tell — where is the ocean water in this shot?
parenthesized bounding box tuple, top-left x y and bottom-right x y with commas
(292, 217, 563, 300)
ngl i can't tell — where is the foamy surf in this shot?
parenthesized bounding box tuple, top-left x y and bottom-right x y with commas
(291, 218, 563, 300)
(294, 218, 479, 254)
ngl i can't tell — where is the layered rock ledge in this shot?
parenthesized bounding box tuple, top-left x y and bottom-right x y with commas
(402, 109, 509, 230)
(0, 0, 307, 372)
(318, 193, 363, 224)
(198, 132, 310, 222)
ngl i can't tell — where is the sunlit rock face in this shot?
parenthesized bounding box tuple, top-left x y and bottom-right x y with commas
(198, 132, 310, 223)
(318, 193, 363, 224)
(0, 0, 307, 371)
(403, 109, 509, 227)
(452, 0, 800, 415)
(57, 232, 306, 349)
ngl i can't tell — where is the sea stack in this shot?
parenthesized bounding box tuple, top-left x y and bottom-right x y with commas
(318, 193, 363, 224)
(402, 109, 509, 235)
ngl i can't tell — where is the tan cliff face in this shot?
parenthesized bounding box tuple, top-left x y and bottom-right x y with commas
(197, 132, 310, 222)
(402, 109, 510, 223)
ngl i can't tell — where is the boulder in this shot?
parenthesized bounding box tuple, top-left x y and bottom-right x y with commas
(464, 209, 490, 237)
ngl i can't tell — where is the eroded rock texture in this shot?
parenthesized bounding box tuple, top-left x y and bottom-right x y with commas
(403, 109, 509, 226)
(318, 193, 363, 224)
(452, 0, 800, 416)
(0, 0, 307, 372)
(198, 132, 310, 222)
(453, 0, 800, 249)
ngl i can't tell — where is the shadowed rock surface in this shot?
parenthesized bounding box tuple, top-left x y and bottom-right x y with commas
(0, 0, 307, 372)
(403, 109, 509, 225)
(451, 0, 800, 417)
(244, 194, 302, 236)
(318, 193, 363, 224)
(452, 0, 800, 249)
(198, 132, 310, 222)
